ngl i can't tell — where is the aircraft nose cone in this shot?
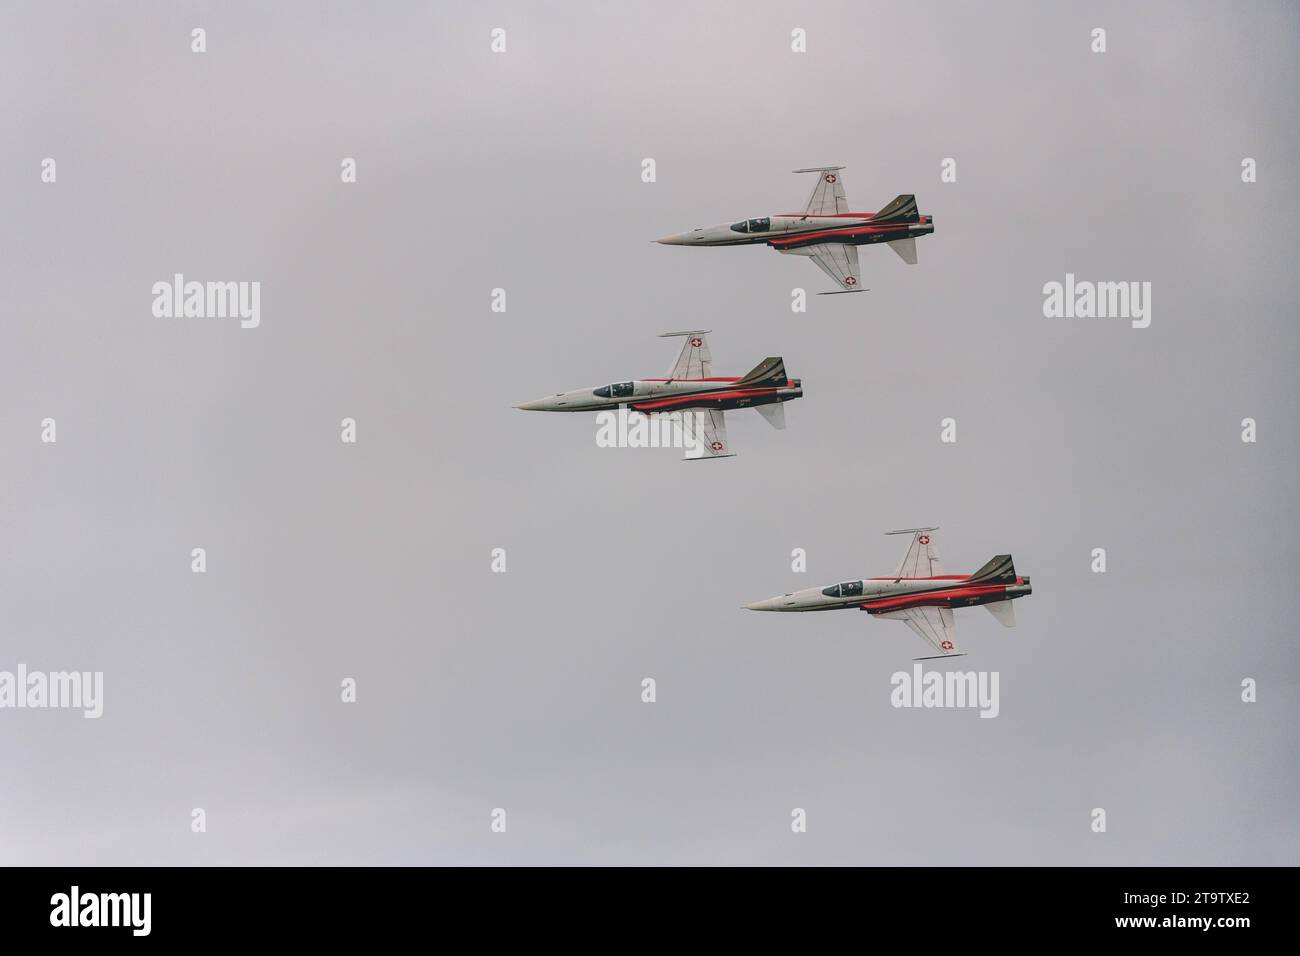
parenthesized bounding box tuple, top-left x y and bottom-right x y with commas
(744, 597, 780, 611)
(514, 399, 547, 411)
(655, 233, 687, 245)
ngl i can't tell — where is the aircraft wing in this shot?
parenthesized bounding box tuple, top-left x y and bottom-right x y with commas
(686, 408, 735, 460)
(779, 242, 861, 292)
(889, 527, 943, 579)
(796, 166, 849, 216)
(661, 330, 712, 380)
(875, 607, 961, 657)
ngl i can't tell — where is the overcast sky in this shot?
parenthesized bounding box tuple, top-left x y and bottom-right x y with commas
(1, 1, 1296, 865)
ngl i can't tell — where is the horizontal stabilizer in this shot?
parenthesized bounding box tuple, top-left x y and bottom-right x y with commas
(984, 599, 1017, 627)
(755, 403, 786, 430)
(969, 554, 1017, 585)
(888, 237, 918, 265)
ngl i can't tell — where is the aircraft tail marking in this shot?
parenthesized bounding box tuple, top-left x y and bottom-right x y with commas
(737, 356, 787, 388)
(968, 554, 1017, 585)
(873, 193, 920, 224)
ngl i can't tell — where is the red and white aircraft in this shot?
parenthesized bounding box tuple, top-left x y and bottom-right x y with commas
(744, 528, 1031, 658)
(655, 167, 934, 293)
(514, 331, 802, 459)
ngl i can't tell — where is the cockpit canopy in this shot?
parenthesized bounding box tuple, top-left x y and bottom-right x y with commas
(821, 581, 864, 598)
(729, 217, 771, 234)
(593, 382, 635, 399)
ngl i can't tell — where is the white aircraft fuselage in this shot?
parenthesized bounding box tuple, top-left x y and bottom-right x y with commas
(745, 571, 1032, 614)
(515, 374, 802, 414)
(657, 213, 934, 251)
(516, 334, 796, 459)
(745, 530, 1028, 657)
(656, 169, 932, 291)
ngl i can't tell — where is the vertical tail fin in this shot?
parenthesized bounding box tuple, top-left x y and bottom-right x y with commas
(873, 194, 920, 224)
(737, 357, 787, 388)
(968, 554, 1017, 584)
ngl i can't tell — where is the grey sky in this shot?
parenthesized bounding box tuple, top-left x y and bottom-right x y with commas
(1, 1, 1296, 864)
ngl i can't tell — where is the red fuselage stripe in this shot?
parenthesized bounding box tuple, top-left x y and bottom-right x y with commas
(770, 225, 915, 245)
(860, 584, 1010, 611)
(632, 387, 784, 411)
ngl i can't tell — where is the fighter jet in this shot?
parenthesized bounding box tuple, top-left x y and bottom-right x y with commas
(655, 166, 933, 293)
(514, 331, 802, 459)
(744, 528, 1031, 658)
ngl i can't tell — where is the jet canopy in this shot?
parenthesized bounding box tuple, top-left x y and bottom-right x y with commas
(821, 581, 864, 598)
(729, 217, 771, 234)
(593, 382, 635, 399)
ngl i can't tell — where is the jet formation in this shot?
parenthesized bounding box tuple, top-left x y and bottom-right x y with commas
(519, 166, 1023, 649)
(656, 166, 933, 293)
